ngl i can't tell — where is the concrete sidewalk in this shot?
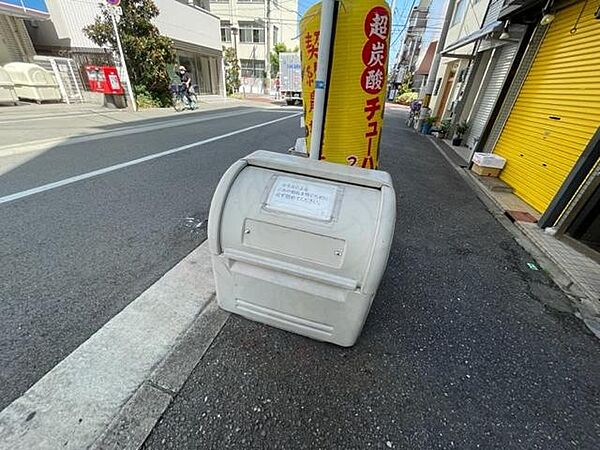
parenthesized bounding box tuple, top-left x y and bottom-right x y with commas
(136, 108, 599, 449)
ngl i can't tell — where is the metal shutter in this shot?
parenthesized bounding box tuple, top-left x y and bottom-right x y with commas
(483, 0, 504, 28)
(0, 15, 24, 63)
(492, 0, 600, 213)
(482, 25, 547, 153)
(0, 15, 35, 63)
(465, 42, 518, 149)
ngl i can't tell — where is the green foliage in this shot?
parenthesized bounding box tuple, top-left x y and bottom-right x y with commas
(439, 119, 452, 135)
(134, 84, 162, 108)
(455, 121, 469, 135)
(397, 73, 413, 95)
(223, 47, 240, 95)
(425, 116, 437, 125)
(270, 42, 289, 78)
(83, 0, 176, 107)
(394, 91, 418, 105)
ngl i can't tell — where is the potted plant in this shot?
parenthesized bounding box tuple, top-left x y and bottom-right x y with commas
(438, 119, 451, 139)
(452, 121, 469, 146)
(421, 116, 436, 135)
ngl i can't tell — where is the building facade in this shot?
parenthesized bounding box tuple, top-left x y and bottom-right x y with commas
(27, 0, 224, 96)
(210, 0, 298, 94)
(428, 0, 599, 262)
(0, 0, 48, 65)
(428, 0, 489, 121)
(389, 0, 432, 97)
(413, 40, 437, 94)
(443, 0, 529, 151)
(480, 0, 599, 260)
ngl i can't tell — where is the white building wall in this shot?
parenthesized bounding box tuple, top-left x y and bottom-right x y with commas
(429, 0, 489, 116)
(210, 0, 298, 92)
(154, 0, 221, 51)
(27, 0, 223, 95)
(29, 0, 100, 49)
(31, 0, 221, 53)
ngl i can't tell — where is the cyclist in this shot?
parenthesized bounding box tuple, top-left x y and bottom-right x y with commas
(177, 65, 193, 106)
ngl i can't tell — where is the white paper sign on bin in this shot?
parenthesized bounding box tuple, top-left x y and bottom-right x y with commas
(265, 176, 338, 221)
(208, 151, 396, 347)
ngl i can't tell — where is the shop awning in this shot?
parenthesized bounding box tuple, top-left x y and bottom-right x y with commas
(0, 0, 49, 19)
(441, 21, 504, 56)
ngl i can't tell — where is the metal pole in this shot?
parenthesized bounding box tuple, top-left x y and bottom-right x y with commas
(266, 0, 271, 83)
(309, 0, 336, 161)
(420, 0, 455, 109)
(111, 9, 137, 111)
(232, 26, 239, 93)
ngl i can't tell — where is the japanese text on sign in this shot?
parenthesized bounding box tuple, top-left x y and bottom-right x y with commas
(350, 6, 390, 169)
(266, 176, 338, 221)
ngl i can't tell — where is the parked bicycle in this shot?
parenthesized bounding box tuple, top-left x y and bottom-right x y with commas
(406, 100, 422, 128)
(171, 83, 198, 112)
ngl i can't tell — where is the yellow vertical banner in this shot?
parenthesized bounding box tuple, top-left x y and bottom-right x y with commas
(300, 0, 391, 168)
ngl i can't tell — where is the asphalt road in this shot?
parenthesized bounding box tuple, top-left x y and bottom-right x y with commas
(0, 107, 303, 410)
(143, 108, 600, 449)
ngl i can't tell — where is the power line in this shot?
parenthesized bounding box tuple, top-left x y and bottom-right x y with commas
(389, 0, 417, 49)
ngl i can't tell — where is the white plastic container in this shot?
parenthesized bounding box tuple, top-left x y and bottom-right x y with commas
(4, 62, 61, 103)
(0, 67, 18, 104)
(472, 152, 506, 169)
(208, 151, 396, 346)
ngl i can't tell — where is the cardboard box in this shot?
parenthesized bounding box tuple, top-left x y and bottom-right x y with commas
(472, 163, 501, 177)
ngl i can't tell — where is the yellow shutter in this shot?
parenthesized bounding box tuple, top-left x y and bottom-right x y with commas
(493, 0, 600, 213)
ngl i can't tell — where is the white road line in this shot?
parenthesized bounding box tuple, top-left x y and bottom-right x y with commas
(0, 113, 300, 206)
(0, 242, 218, 450)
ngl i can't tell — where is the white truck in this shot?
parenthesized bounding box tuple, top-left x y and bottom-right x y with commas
(278, 52, 302, 105)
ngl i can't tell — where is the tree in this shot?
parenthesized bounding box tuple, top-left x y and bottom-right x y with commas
(223, 47, 240, 95)
(398, 72, 413, 95)
(270, 42, 289, 78)
(84, 0, 176, 107)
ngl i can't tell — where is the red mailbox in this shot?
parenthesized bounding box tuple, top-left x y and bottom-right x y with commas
(102, 66, 124, 95)
(84, 65, 124, 94)
(84, 65, 105, 93)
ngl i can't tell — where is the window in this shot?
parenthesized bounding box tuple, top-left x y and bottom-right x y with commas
(220, 21, 231, 42)
(239, 21, 265, 43)
(273, 25, 279, 45)
(451, 0, 467, 26)
(433, 77, 442, 95)
(240, 59, 265, 78)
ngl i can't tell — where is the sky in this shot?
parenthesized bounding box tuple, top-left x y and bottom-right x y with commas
(296, 0, 449, 67)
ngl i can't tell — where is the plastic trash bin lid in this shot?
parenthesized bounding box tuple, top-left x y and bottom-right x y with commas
(243, 150, 394, 190)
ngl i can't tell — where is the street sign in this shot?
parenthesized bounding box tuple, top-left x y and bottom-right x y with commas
(106, 0, 121, 6)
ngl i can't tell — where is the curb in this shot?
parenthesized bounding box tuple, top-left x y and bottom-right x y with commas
(90, 299, 229, 450)
(428, 136, 600, 338)
(0, 242, 224, 449)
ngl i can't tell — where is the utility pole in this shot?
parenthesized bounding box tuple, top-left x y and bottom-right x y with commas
(309, 0, 336, 160)
(266, 0, 271, 86)
(109, 3, 137, 112)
